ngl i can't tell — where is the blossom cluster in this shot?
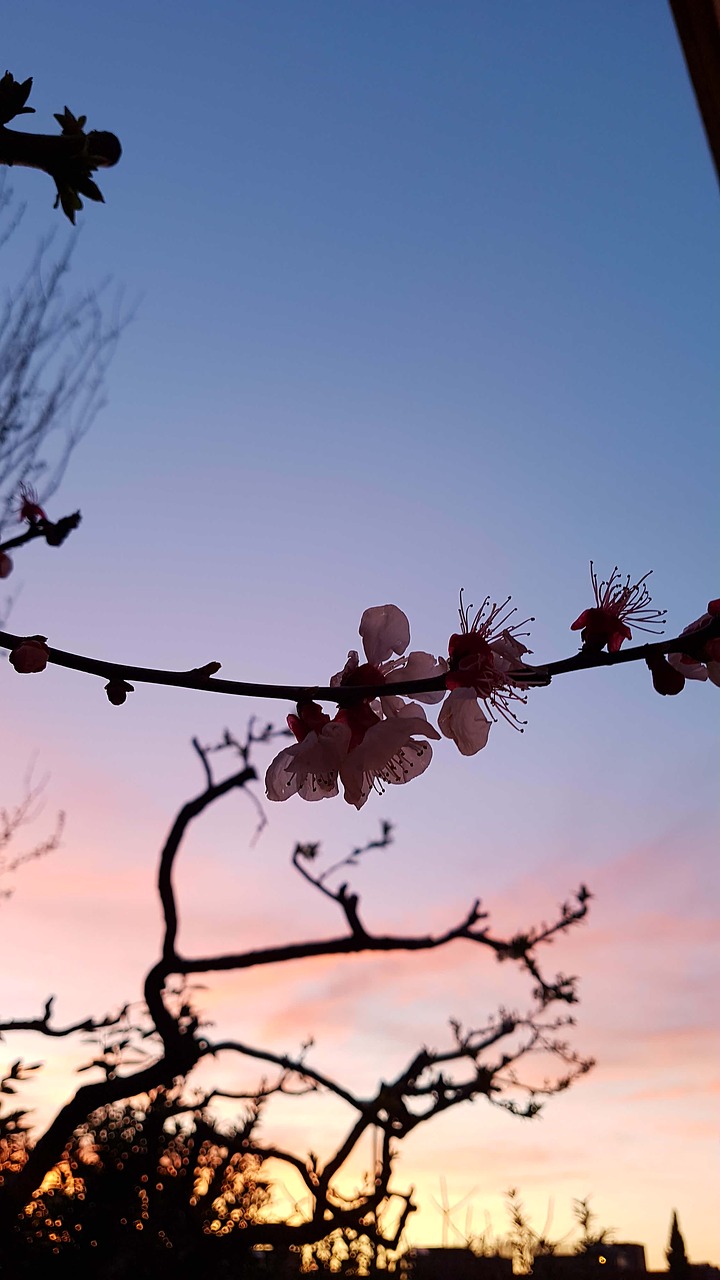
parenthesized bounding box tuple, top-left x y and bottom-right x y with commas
(265, 597, 536, 809)
(5, 538, 717, 807)
(263, 570, 717, 808)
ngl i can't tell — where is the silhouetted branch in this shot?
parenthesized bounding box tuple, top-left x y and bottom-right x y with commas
(2, 618, 717, 704)
(0, 72, 120, 222)
(0, 731, 593, 1258)
(0, 995, 127, 1041)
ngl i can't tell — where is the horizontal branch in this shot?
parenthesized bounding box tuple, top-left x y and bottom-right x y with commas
(206, 1040, 360, 1112)
(0, 995, 127, 1040)
(167, 893, 587, 995)
(1, 617, 717, 705)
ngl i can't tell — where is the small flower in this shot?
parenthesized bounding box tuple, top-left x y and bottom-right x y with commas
(266, 706, 351, 803)
(440, 591, 532, 753)
(338, 699, 440, 809)
(18, 483, 47, 524)
(0, 550, 13, 579)
(266, 605, 446, 805)
(667, 600, 720, 688)
(9, 637, 50, 673)
(332, 604, 447, 711)
(105, 678, 134, 705)
(571, 563, 665, 653)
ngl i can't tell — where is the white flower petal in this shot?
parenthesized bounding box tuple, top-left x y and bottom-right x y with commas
(266, 722, 351, 803)
(339, 710, 438, 807)
(384, 650, 448, 704)
(265, 746, 302, 801)
(668, 652, 708, 682)
(360, 605, 410, 665)
(438, 688, 491, 756)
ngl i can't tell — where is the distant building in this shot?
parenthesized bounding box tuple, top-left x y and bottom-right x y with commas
(409, 1248, 514, 1280)
(532, 1244, 647, 1279)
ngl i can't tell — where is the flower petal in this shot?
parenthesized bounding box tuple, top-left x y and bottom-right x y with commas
(359, 605, 410, 666)
(266, 722, 351, 803)
(265, 746, 302, 801)
(668, 652, 708, 682)
(339, 708, 439, 808)
(438, 687, 491, 756)
(384, 650, 448, 703)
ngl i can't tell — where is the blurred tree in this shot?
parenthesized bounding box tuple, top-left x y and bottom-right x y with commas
(0, 178, 122, 549)
(667, 1211, 689, 1274)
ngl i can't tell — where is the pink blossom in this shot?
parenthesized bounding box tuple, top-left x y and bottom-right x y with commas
(265, 605, 445, 805)
(332, 604, 447, 709)
(667, 601, 720, 688)
(0, 550, 13, 579)
(571, 563, 665, 653)
(440, 591, 532, 753)
(266, 712, 352, 803)
(338, 699, 440, 809)
(9, 637, 50, 673)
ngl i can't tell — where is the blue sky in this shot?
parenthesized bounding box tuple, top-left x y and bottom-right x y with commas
(2, 1, 718, 1265)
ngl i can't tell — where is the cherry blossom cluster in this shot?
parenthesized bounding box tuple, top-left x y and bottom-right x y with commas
(3, 485, 717, 810)
(263, 576, 717, 809)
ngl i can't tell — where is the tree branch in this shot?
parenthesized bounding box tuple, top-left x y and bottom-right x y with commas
(1, 617, 716, 703)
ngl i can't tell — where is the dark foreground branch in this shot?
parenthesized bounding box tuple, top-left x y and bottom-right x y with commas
(1, 617, 717, 705)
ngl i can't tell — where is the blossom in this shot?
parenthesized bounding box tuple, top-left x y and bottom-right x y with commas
(266, 708, 352, 803)
(332, 603, 447, 709)
(265, 605, 445, 805)
(9, 637, 50, 673)
(18, 483, 47, 524)
(0, 550, 12, 579)
(571, 563, 665, 653)
(338, 698, 440, 809)
(440, 591, 533, 754)
(666, 599, 720, 688)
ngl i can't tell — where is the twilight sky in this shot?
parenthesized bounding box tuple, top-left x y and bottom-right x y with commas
(1, 1, 718, 1267)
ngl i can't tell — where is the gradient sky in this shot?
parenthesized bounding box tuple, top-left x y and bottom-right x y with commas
(1, 1, 718, 1268)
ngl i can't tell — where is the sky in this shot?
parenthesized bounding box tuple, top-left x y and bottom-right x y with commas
(1, 0, 718, 1267)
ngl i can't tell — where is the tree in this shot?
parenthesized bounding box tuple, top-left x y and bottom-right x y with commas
(0, 179, 122, 553)
(0, 727, 593, 1274)
(0, 177, 123, 896)
(667, 1211, 689, 1274)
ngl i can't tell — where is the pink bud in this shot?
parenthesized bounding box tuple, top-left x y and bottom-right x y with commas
(0, 551, 13, 579)
(9, 638, 50, 673)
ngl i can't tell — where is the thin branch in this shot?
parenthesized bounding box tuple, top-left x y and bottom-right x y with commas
(0, 995, 127, 1041)
(1, 617, 717, 703)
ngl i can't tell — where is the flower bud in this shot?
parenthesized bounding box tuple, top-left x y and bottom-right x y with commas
(105, 678, 134, 706)
(9, 637, 50, 673)
(0, 550, 13, 579)
(646, 652, 685, 696)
